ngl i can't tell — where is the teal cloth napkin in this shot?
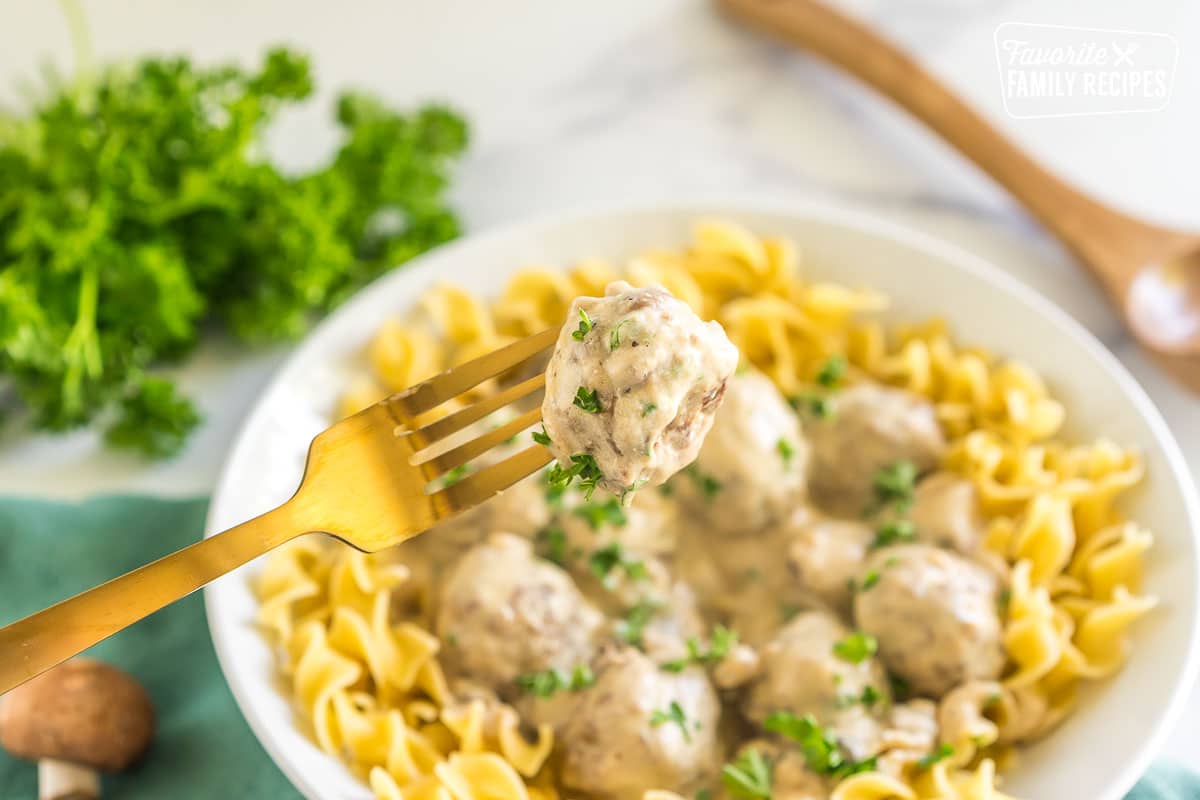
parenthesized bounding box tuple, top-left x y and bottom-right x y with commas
(0, 495, 1195, 799)
(0, 496, 299, 798)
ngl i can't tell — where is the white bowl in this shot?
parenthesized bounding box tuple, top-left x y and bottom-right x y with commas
(205, 202, 1200, 800)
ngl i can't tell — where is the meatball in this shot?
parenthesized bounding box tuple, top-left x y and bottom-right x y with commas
(853, 545, 1005, 698)
(909, 472, 985, 554)
(787, 515, 873, 616)
(676, 371, 808, 536)
(542, 281, 738, 497)
(807, 384, 945, 516)
(539, 647, 721, 798)
(435, 534, 604, 689)
(745, 612, 887, 754)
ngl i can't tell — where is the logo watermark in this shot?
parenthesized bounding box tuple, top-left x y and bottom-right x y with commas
(994, 23, 1178, 118)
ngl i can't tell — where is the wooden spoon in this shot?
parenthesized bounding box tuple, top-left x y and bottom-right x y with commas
(719, 0, 1200, 391)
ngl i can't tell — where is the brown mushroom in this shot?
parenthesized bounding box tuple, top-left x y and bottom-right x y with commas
(0, 658, 155, 800)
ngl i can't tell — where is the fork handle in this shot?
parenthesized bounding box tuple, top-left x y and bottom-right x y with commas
(0, 503, 302, 695)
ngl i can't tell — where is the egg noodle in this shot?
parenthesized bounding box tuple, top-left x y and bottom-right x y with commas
(256, 220, 1154, 800)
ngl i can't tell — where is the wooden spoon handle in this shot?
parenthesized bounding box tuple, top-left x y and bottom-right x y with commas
(718, 0, 1156, 293)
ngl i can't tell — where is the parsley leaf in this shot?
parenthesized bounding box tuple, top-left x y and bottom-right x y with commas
(610, 319, 631, 350)
(546, 453, 604, 500)
(0, 47, 467, 456)
(616, 600, 659, 647)
(685, 464, 722, 501)
(642, 402, 658, 417)
(661, 625, 738, 672)
(588, 543, 647, 585)
(832, 631, 878, 663)
(573, 386, 603, 414)
(440, 464, 471, 488)
(534, 526, 567, 565)
(870, 460, 918, 514)
(571, 309, 594, 341)
(516, 664, 595, 697)
(573, 498, 628, 530)
(722, 748, 772, 800)
(532, 427, 552, 447)
(789, 393, 834, 419)
(650, 701, 693, 743)
(872, 519, 916, 549)
(765, 711, 877, 779)
(916, 744, 955, 769)
(816, 355, 846, 387)
(859, 570, 880, 591)
(776, 438, 796, 467)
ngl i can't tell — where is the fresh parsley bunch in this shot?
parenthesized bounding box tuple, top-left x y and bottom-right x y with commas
(0, 48, 468, 456)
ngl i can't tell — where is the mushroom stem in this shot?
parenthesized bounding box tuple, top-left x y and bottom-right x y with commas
(38, 758, 99, 800)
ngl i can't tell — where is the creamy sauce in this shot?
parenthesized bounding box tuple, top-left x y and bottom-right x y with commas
(413, 361, 1007, 799)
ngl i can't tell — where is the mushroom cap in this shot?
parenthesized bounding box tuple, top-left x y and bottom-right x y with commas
(0, 658, 155, 771)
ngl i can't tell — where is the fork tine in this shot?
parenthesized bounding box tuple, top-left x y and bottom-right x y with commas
(387, 328, 557, 419)
(421, 407, 543, 475)
(433, 445, 554, 514)
(404, 372, 545, 452)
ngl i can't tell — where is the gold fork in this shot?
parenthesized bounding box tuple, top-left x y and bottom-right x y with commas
(0, 328, 558, 696)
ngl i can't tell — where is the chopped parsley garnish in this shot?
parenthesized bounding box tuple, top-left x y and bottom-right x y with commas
(916, 744, 955, 769)
(859, 570, 880, 591)
(573, 386, 603, 414)
(588, 543, 648, 585)
(531, 427, 552, 447)
(722, 748, 772, 800)
(789, 393, 834, 419)
(816, 355, 846, 387)
(516, 664, 595, 697)
(546, 453, 603, 500)
(571, 309, 594, 341)
(657, 481, 675, 497)
(872, 518, 916, 549)
(616, 600, 659, 647)
(870, 460, 918, 514)
(835, 685, 882, 710)
(888, 672, 911, 700)
(765, 711, 877, 779)
(642, 402, 658, 417)
(776, 438, 796, 467)
(695, 790, 714, 800)
(610, 319, 631, 350)
(661, 625, 738, 672)
(997, 588, 1013, 615)
(534, 526, 567, 565)
(650, 701, 694, 742)
(573, 498, 628, 530)
(441, 464, 471, 487)
(839, 684, 883, 709)
(685, 464, 722, 501)
(832, 631, 878, 664)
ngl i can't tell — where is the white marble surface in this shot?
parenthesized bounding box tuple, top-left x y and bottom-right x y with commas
(2, 0, 1197, 773)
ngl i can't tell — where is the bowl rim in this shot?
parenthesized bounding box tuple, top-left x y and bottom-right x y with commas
(204, 197, 1200, 800)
